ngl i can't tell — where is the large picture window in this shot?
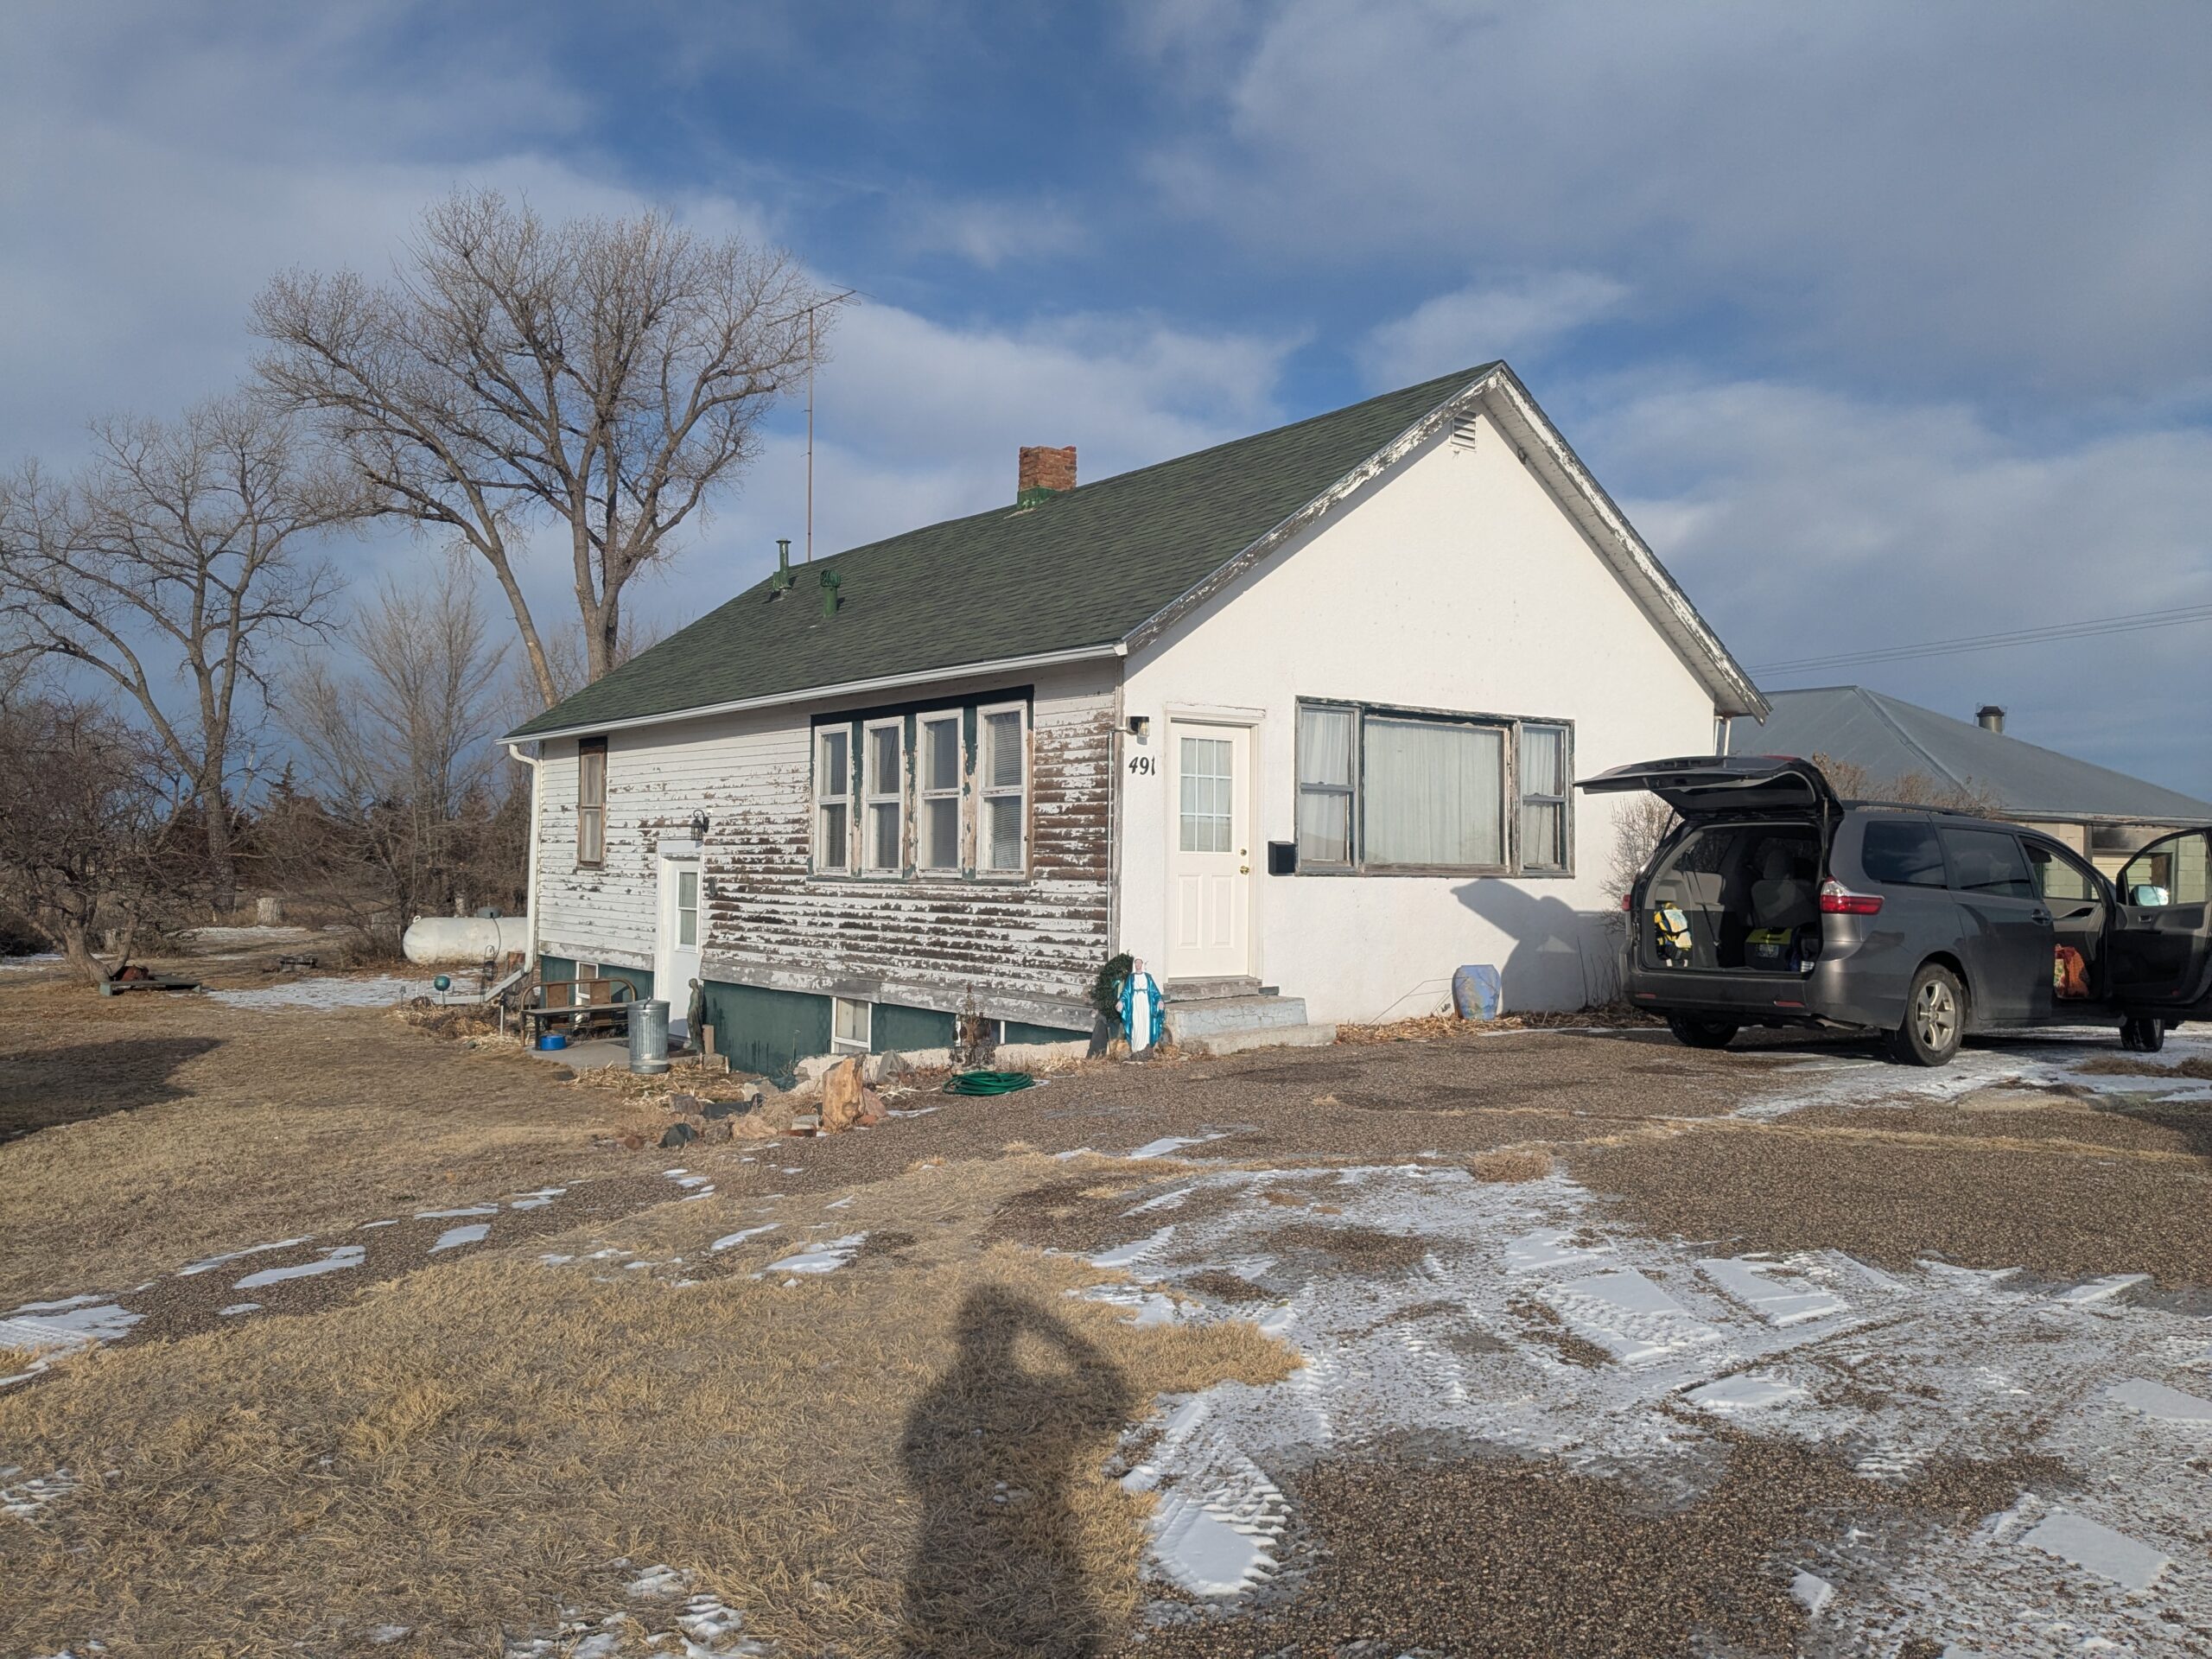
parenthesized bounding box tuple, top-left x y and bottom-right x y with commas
(575, 736, 607, 868)
(1293, 701, 1573, 877)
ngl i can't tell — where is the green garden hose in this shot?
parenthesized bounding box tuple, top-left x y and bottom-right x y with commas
(941, 1070, 1037, 1096)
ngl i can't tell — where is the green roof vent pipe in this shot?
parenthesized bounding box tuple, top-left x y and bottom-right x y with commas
(820, 567, 842, 618)
(771, 537, 793, 594)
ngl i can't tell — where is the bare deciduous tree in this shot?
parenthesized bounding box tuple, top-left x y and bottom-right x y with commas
(0, 393, 357, 912)
(254, 189, 831, 709)
(0, 695, 189, 985)
(282, 567, 521, 944)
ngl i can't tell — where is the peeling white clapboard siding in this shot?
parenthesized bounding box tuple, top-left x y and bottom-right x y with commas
(532, 661, 1116, 1014)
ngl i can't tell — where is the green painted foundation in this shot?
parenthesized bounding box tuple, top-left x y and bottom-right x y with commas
(1004, 1019, 1090, 1046)
(874, 1002, 955, 1053)
(698, 981, 834, 1084)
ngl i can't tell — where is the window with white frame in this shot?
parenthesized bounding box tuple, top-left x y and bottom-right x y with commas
(1293, 700, 1573, 877)
(1518, 722, 1573, 873)
(575, 736, 607, 867)
(917, 711, 963, 873)
(831, 995, 871, 1054)
(815, 727, 853, 873)
(862, 719, 905, 873)
(979, 703, 1027, 874)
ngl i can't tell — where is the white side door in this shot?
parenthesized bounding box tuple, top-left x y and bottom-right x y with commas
(655, 852, 702, 1037)
(1166, 722, 1252, 981)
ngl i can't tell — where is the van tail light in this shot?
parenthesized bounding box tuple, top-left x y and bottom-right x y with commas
(1621, 893, 1633, 912)
(1819, 879, 1883, 916)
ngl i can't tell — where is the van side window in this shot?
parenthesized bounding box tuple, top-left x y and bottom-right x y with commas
(1940, 827, 2035, 899)
(2024, 842, 2100, 903)
(1861, 821, 1944, 887)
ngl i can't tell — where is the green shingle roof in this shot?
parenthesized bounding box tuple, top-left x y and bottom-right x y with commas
(508, 364, 1496, 739)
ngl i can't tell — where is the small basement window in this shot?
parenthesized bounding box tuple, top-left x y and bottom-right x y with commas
(831, 996, 872, 1055)
(575, 737, 607, 868)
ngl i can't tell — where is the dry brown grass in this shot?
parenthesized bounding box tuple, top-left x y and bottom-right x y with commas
(0, 980, 663, 1305)
(2076, 1055, 2212, 1082)
(1470, 1149, 1554, 1183)
(0, 1156, 1294, 1659)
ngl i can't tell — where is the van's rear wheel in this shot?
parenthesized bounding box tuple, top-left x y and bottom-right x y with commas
(1666, 1014, 1739, 1050)
(2120, 1014, 2167, 1053)
(1889, 964, 1964, 1066)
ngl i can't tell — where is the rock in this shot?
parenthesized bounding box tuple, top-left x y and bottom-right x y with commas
(670, 1093, 704, 1115)
(699, 1118, 734, 1146)
(863, 1051, 911, 1085)
(856, 1086, 887, 1127)
(701, 1097, 747, 1120)
(616, 1133, 645, 1151)
(820, 1057, 866, 1134)
(660, 1122, 696, 1149)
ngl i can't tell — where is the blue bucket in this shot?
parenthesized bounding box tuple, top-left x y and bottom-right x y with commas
(538, 1033, 569, 1052)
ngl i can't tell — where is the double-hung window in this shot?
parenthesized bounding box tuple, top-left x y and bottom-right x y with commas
(1292, 700, 1573, 877)
(575, 736, 607, 868)
(917, 712, 963, 873)
(1518, 723, 1572, 874)
(862, 719, 905, 874)
(1295, 704, 1356, 868)
(815, 727, 853, 873)
(979, 702, 1027, 874)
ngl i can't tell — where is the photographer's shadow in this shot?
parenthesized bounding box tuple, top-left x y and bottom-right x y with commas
(900, 1287, 1135, 1657)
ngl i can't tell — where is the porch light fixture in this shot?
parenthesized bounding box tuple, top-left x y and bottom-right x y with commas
(1126, 714, 1150, 736)
(690, 810, 710, 842)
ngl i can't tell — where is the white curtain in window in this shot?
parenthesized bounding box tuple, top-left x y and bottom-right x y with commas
(1363, 717, 1503, 868)
(1297, 705, 1354, 863)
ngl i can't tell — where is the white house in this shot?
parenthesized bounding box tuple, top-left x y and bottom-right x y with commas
(505, 363, 1765, 1076)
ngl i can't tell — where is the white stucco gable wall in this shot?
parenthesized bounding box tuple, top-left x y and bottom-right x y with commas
(1118, 408, 1719, 1023)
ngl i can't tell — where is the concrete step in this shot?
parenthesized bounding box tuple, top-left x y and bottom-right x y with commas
(1164, 993, 1309, 1043)
(1182, 1021, 1338, 1058)
(1164, 976, 1265, 1002)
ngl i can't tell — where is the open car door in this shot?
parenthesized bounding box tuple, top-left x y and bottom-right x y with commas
(2108, 829, 2212, 1020)
(1578, 755, 1841, 818)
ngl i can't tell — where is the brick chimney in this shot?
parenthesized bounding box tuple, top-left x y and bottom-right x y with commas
(1017, 445, 1076, 505)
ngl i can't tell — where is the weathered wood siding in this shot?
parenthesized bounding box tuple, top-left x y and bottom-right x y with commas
(531, 659, 1117, 1022)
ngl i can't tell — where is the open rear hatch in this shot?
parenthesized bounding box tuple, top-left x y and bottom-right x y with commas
(1578, 754, 1840, 817)
(1581, 756, 1838, 1003)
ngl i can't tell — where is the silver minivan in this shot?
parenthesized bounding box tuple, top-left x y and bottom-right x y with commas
(1582, 755, 2212, 1065)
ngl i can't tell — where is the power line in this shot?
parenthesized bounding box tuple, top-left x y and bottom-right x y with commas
(1748, 602, 2212, 677)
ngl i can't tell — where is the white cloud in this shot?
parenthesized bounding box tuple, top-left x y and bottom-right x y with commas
(1581, 377, 2212, 795)
(1362, 272, 1629, 385)
(1145, 0, 2212, 397)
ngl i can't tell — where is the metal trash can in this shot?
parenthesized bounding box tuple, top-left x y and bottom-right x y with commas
(628, 999, 671, 1075)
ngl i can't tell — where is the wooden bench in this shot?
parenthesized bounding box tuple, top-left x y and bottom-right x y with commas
(522, 976, 636, 1041)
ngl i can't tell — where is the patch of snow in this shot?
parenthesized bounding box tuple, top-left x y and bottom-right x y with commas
(823, 1196, 853, 1210)
(1541, 1269, 1724, 1366)
(365, 1624, 412, 1644)
(1090, 1226, 1175, 1271)
(710, 1224, 782, 1253)
(2051, 1273, 2150, 1306)
(177, 1237, 315, 1276)
(429, 1224, 490, 1253)
(626, 1563, 693, 1598)
(416, 1205, 497, 1219)
(1698, 1255, 1849, 1325)
(185, 925, 320, 944)
(1503, 1228, 1610, 1274)
(2, 1465, 77, 1522)
(1127, 1131, 1234, 1160)
(210, 975, 435, 1009)
(1, 1299, 143, 1351)
(217, 1302, 261, 1317)
(1073, 1283, 1184, 1326)
(761, 1234, 866, 1275)
(0, 952, 65, 971)
(668, 1174, 713, 1190)
(887, 1103, 941, 1118)
(2107, 1377, 2212, 1424)
(2018, 1510, 2169, 1590)
(1685, 1373, 1805, 1413)
(359, 1219, 401, 1230)
(1789, 1569, 1835, 1615)
(234, 1245, 365, 1289)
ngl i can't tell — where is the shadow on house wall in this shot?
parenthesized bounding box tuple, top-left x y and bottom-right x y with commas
(1453, 880, 1623, 1013)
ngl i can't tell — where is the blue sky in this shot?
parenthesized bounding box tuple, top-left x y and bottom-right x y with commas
(4, 2, 2209, 792)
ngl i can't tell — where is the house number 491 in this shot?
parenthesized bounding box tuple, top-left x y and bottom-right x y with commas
(1127, 754, 1155, 776)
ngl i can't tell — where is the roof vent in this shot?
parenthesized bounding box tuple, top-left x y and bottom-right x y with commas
(819, 567, 842, 619)
(1016, 445, 1076, 506)
(770, 537, 793, 594)
(1975, 704, 2005, 734)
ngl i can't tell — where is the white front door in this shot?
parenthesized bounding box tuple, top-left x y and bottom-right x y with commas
(655, 853, 702, 1038)
(1166, 722, 1252, 982)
